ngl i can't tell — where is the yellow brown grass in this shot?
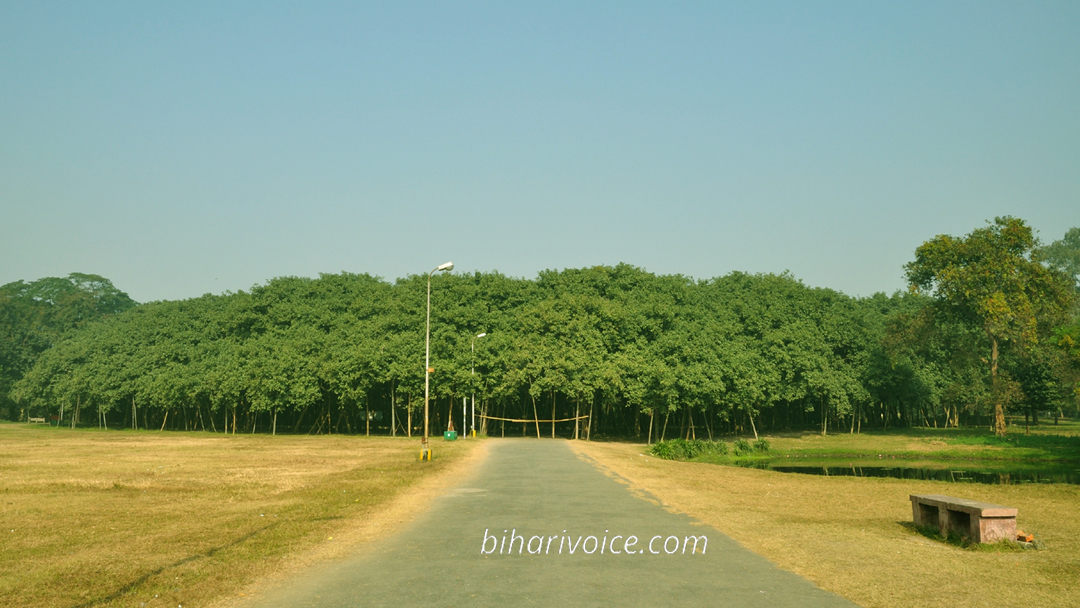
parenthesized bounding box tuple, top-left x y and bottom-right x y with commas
(573, 440, 1080, 608)
(0, 423, 481, 608)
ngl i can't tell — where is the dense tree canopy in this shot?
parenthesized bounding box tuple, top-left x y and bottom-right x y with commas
(0, 273, 136, 418)
(5, 220, 1078, 437)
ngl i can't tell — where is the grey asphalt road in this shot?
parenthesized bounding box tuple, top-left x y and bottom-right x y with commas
(246, 439, 860, 608)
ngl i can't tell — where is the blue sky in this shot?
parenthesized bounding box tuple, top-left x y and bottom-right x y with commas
(2, 1, 1078, 302)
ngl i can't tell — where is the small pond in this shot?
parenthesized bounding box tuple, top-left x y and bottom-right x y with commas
(731, 460, 1080, 485)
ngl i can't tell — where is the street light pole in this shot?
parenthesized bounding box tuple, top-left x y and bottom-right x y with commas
(422, 261, 453, 461)
(471, 332, 486, 437)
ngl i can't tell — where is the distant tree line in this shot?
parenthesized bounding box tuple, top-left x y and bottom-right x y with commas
(3, 218, 1079, 439)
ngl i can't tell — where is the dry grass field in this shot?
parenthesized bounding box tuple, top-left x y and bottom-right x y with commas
(0, 423, 480, 608)
(574, 440, 1080, 608)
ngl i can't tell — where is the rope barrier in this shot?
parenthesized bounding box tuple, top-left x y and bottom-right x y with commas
(478, 414, 590, 424)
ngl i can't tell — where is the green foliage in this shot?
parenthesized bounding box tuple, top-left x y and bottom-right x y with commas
(753, 438, 771, 453)
(0, 274, 136, 418)
(649, 439, 729, 461)
(733, 438, 752, 456)
(904, 217, 1071, 346)
(903, 218, 1077, 434)
(4, 219, 1077, 436)
(1043, 226, 1080, 290)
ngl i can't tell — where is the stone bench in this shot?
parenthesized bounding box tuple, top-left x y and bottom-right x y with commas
(910, 494, 1017, 544)
(28, 417, 47, 424)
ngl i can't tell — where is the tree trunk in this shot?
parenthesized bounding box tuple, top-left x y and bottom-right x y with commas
(551, 391, 556, 439)
(292, 406, 308, 433)
(587, 396, 594, 441)
(991, 336, 1007, 436)
(531, 394, 541, 438)
(821, 398, 828, 436)
(647, 410, 653, 445)
(575, 400, 580, 440)
(748, 408, 758, 440)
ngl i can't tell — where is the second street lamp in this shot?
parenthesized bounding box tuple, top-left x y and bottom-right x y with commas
(471, 332, 486, 437)
(422, 261, 453, 461)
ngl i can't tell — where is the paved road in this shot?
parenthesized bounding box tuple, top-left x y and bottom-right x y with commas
(247, 439, 859, 608)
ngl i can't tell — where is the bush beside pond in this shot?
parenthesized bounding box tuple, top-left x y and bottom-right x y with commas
(650, 438, 769, 461)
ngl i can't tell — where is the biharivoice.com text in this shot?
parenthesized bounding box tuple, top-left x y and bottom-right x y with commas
(481, 529, 707, 556)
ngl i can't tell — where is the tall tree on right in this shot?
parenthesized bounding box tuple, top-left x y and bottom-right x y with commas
(904, 217, 1074, 435)
(1043, 227, 1080, 292)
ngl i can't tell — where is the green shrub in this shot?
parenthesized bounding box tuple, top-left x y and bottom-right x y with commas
(650, 440, 679, 460)
(753, 438, 771, 453)
(650, 439, 729, 461)
(733, 438, 752, 456)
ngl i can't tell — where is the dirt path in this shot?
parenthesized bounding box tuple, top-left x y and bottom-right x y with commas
(242, 439, 858, 607)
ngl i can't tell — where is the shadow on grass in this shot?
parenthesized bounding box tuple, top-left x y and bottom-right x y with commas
(898, 521, 1026, 553)
(67, 522, 281, 608)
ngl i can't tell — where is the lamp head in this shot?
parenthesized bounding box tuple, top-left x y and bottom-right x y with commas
(437, 262, 454, 272)
(476, 333, 487, 338)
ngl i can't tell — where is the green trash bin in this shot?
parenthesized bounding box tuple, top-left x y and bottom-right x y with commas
(443, 431, 457, 441)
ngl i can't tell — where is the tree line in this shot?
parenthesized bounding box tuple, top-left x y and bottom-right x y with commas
(3, 218, 1079, 439)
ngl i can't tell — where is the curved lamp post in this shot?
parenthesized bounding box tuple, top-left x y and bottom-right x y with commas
(422, 261, 453, 461)
(471, 332, 487, 437)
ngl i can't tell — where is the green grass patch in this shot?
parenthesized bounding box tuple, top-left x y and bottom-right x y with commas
(947, 432, 1080, 450)
(669, 425, 1080, 475)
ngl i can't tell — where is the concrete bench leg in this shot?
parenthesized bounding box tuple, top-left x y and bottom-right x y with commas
(976, 517, 1016, 544)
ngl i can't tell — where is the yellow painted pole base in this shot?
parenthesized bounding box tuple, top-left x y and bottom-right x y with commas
(420, 448, 433, 461)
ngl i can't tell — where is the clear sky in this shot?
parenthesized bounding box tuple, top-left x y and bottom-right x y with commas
(2, 1, 1078, 303)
